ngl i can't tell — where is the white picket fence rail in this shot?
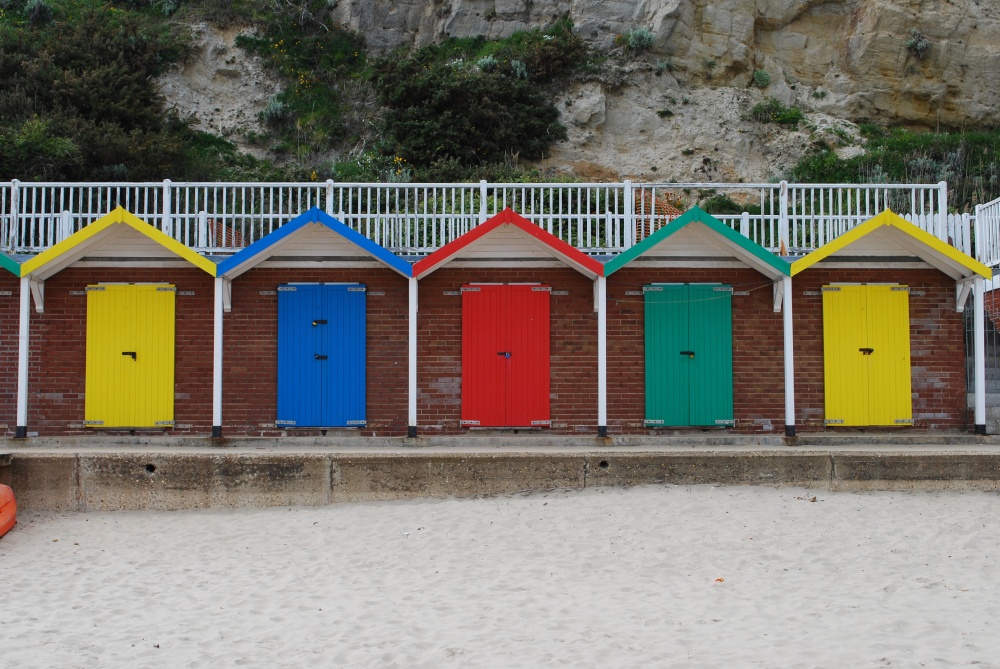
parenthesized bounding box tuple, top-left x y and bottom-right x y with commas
(0, 178, 979, 262)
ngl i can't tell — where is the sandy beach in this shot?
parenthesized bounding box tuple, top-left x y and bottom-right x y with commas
(2, 484, 999, 668)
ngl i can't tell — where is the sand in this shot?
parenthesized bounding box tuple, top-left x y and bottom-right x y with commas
(2, 485, 999, 668)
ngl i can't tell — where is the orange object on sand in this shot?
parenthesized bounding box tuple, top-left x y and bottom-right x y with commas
(0, 484, 16, 538)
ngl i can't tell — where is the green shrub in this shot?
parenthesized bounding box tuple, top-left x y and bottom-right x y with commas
(24, 0, 51, 24)
(748, 98, 805, 128)
(752, 69, 770, 88)
(625, 27, 654, 52)
(477, 54, 498, 72)
(905, 29, 931, 60)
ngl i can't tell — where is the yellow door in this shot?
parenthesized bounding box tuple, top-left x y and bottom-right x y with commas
(85, 284, 176, 428)
(823, 284, 911, 426)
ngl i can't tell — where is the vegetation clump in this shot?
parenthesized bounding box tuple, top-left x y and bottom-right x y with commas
(752, 69, 770, 88)
(747, 98, 805, 128)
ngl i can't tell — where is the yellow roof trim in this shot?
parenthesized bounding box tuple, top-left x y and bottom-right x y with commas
(790, 209, 991, 279)
(20, 207, 216, 277)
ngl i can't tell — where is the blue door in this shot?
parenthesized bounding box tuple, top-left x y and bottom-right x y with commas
(277, 284, 366, 427)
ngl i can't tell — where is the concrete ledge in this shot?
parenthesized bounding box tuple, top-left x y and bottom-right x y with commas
(5, 445, 1000, 511)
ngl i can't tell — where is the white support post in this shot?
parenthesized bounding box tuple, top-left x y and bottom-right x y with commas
(740, 211, 750, 239)
(59, 210, 72, 243)
(408, 277, 418, 437)
(974, 204, 984, 265)
(974, 276, 986, 434)
(779, 180, 790, 255)
(782, 275, 796, 437)
(197, 210, 208, 249)
(16, 276, 30, 438)
(597, 276, 607, 437)
(326, 179, 335, 217)
(212, 276, 224, 438)
(162, 179, 172, 239)
(9, 179, 19, 250)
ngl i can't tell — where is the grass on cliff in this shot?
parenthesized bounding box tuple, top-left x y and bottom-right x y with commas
(789, 126, 1000, 211)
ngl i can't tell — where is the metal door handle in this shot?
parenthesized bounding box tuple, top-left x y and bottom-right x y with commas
(312, 319, 327, 326)
(859, 348, 874, 355)
(315, 354, 328, 360)
(122, 351, 136, 360)
(680, 350, 695, 358)
(497, 351, 511, 358)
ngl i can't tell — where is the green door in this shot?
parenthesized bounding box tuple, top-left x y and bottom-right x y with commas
(645, 284, 734, 427)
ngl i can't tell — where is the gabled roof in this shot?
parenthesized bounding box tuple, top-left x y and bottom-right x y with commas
(216, 207, 411, 279)
(604, 206, 790, 279)
(0, 252, 18, 276)
(20, 207, 216, 279)
(412, 208, 604, 279)
(790, 209, 991, 280)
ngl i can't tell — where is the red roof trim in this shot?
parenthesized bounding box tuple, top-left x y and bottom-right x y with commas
(412, 208, 603, 278)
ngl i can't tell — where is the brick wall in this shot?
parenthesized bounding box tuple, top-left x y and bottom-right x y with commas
(417, 267, 598, 434)
(792, 268, 967, 431)
(0, 274, 19, 436)
(26, 267, 214, 436)
(222, 267, 408, 436)
(606, 267, 786, 434)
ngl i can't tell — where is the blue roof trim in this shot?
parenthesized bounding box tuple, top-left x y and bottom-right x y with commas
(216, 207, 412, 278)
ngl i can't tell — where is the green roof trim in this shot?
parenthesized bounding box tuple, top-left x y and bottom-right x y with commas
(603, 206, 791, 278)
(0, 251, 18, 276)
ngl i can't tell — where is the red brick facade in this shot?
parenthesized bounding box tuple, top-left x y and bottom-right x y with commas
(417, 267, 598, 434)
(26, 267, 215, 436)
(0, 273, 19, 436)
(221, 267, 409, 436)
(606, 267, 786, 434)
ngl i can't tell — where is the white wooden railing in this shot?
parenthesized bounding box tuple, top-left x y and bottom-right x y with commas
(0, 179, 976, 262)
(976, 196, 1000, 268)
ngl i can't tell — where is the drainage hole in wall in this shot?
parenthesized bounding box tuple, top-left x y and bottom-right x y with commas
(145, 463, 157, 474)
(598, 460, 610, 470)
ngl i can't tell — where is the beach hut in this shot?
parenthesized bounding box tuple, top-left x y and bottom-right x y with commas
(0, 253, 20, 437)
(17, 207, 216, 436)
(215, 207, 412, 437)
(603, 206, 793, 434)
(790, 210, 991, 432)
(412, 208, 604, 435)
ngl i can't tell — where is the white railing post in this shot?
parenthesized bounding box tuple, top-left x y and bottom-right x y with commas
(740, 211, 750, 239)
(960, 213, 971, 257)
(779, 180, 789, 254)
(58, 210, 72, 242)
(9, 179, 19, 250)
(623, 180, 634, 249)
(974, 204, 984, 264)
(162, 179, 172, 239)
(197, 210, 208, 248)
(937, 181, 948, 240)
(326, 179, 335, 216)
(479, 180, 488, 224)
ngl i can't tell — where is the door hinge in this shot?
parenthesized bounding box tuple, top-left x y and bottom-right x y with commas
(824, 418, 845, 425)
(643, 286, 663, 292)
(83, 420, 104, 426)
(154, 421, 175, 427)
(894, 418, 914, 425)
(277, 286, 297, 292)
(346, 420, 367, 426)
(714, 419, 735, 425)
(347, 287, 366, 292)
(821, 286, 841, 292)
(156, 287, 176, 292)
(461, 419, 481, 425)
(275, 419, 296, 426)
(713, 286, 733, 293)
(85, 286, 105, 291)
(531, 286, 552, 292)
(891, 286, 910, 292)
(530, 420, 551, 426)
(644, 419, 665, 425)
(460, 286, 480, 292)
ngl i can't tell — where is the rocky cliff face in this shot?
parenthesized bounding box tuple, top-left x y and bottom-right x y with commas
(330, 0, 999, 130)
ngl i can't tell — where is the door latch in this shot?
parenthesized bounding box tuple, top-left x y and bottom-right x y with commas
(497, 351, 511, 358)
(312, 319, 327, 326)
(122, 351, 137, 360)
(315, 354, 328, 360)
(859, 347, 874, 355)
(680, 350, 695, 358)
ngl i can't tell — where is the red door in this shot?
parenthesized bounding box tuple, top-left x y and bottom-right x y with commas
(462, 284, 550, 427)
